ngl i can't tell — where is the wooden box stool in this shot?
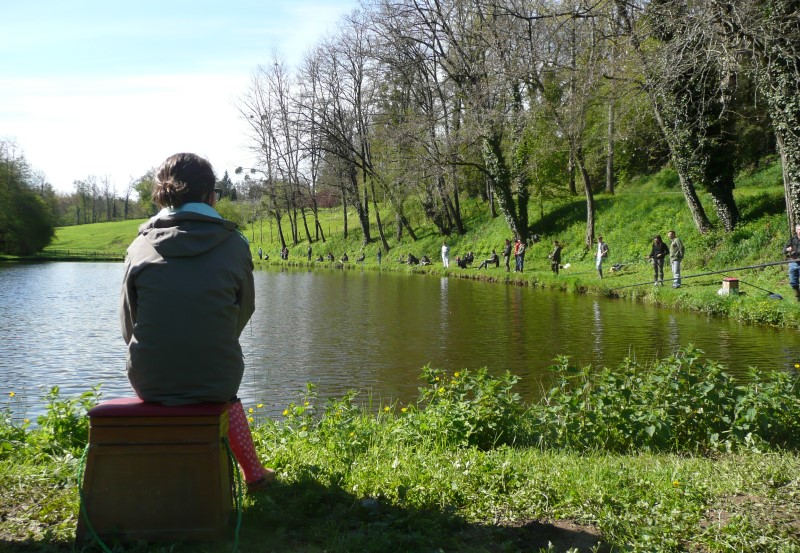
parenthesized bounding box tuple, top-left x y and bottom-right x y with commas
(76, 398, 234, 543)
(720, 277, 740, 295)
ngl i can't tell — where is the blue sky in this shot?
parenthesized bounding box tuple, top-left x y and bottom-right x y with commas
(0, 0, 358, 193)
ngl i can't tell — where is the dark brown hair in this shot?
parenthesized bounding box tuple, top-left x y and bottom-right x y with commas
(152, 153, 216, 208)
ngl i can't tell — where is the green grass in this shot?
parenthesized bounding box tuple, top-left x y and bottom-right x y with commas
(43, 219, 142, 255)
(2, 352, 800, 552)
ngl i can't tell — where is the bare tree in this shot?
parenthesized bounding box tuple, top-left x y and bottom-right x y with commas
(296, 47, 329, 243)
(297, 13, 389, 248)
(238, 70, 290, 249)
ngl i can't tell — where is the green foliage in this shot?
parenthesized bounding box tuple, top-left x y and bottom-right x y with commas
(0, 148, 56, 255)
(402, 366, 524, 450)
(0, 394, 29, 459)
(2, 360, 799, 551)
(213, 197, 248, 229)
(0, 386, 100, 463)
(133, 170, 156, 217)
(532, 347, 800, 454)
(28, 386, 100, 456)
(647, 166, 680, 190)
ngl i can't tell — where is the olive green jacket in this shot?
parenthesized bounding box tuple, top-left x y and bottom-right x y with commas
(669, 237, 685, 261)
(121, 209, 255, 405)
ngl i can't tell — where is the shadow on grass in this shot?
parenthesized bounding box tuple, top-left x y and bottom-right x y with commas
(530, 197, 616, 238)
(236, 476, 608, 553)
(739, 191, 786, 222)
(5, 476, 612, 553)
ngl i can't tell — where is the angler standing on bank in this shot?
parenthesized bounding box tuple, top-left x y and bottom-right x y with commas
(784, 223, 800, 300)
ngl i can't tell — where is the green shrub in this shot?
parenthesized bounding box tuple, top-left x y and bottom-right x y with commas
(530, 347, 800, 453)
(400, 365, 525, 450)
(28, 386, 100, 456)
(0, 394, 30, 459)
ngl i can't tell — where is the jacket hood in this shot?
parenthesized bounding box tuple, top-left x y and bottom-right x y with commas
(137, 211, 240, 258)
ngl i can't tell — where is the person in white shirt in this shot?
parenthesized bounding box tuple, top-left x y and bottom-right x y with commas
(441, 241, 450, 268)
(596, 235, 609, 279)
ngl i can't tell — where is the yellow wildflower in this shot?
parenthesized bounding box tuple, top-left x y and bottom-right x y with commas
(23, 419, 29, 424)
(247, 416, 254, 423)
(256, 403, 263, 408)
(401, 407, 408, 413)
(282, 409, 289, 416)
(384, 406, 390, 412)
(438, 387, 445, 394)
(672, 480, 681, 488)
(8, 392, 14, 398)
(248, 407, 254, 414)
(304, 401, 309, 406)
(454, 372, 461, 377)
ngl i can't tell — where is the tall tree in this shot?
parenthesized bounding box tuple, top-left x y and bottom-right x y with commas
(711, 0, 800, 232)
(615, 0, 713, 233)
(0, 140, 55, 255)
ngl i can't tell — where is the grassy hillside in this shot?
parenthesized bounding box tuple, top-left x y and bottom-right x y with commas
(45, 160, 799, 326)
(44, 219, 142, 255)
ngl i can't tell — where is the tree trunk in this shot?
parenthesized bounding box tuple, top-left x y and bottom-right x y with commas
(285, 203, 297, 245)
(449, 166, 465, 234)
(567, 147, 577, 195)
(395, 211, 403, 241)
(400, 216, 416, 241)
(606, 96, 615, 194)
(776, 131, 800, 232)
(486, 176, 496, 217)
(275, 211, 286, 249)
(482, 131, 526, 241)
(369, 177, 390, 251)
(352, 163, 371, 244)
(651, 105, 713, 233)
(711, 188, 739, 232)
(676, 171, 712, 233)
(577, 146, 595, 248)
(341, 187, 348, 239)
(299, 205, 312, 244)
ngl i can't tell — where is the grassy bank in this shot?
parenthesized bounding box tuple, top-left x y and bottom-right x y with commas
(39, 161, 800, 328)
(2, 349, 799, 552)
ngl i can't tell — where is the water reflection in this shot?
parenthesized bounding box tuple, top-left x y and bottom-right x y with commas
(2, 262, 799, 423)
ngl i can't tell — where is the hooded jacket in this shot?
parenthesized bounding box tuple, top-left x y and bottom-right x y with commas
(121, 207, 255, 405)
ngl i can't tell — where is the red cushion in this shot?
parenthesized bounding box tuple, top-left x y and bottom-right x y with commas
(88, 397, 229, 418)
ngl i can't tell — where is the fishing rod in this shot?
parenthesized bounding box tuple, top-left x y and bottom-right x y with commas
(558, 257, 645, 276)
(610, 259, 794, 291)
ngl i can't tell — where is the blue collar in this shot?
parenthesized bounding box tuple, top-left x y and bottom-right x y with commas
(156, 202, 222, 220)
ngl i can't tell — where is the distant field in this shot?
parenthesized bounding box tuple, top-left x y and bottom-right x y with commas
(45, 219, 144, 255)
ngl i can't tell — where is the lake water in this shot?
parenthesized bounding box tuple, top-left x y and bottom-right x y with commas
(1, 261, 799, 422)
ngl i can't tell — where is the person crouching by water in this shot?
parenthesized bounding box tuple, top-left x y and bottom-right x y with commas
(121, 153, 274, 493)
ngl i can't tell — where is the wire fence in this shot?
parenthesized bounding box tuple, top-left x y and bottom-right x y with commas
(37, 250, 125, 261)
